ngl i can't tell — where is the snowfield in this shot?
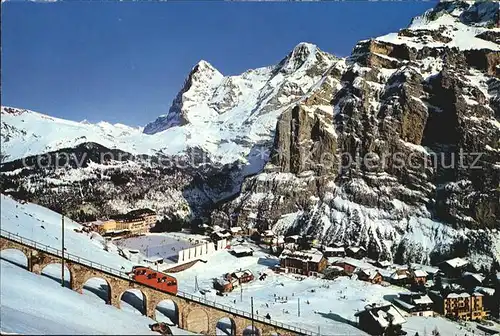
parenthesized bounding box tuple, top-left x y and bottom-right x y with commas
(378, 8, 500, 52)
(114, 233, 199, 264)
(0, 194, 134, 271)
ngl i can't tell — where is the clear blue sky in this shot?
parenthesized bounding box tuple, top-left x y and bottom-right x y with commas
(2, 1, 435, 127)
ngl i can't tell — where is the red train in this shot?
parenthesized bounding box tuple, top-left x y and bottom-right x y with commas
(128, 266, 178, 295)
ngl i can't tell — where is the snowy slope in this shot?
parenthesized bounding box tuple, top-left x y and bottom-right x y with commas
(377, 1, 500, 51)
(0, 195, 196, 334)
(0, 194, 135, 270)
(0, 260, 194, 335)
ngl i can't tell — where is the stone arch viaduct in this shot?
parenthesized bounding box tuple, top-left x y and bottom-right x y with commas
(0, 230, 315, 336)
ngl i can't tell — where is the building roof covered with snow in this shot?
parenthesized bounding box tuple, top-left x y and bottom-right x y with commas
(231, 246, 253, 254)
(212, 230, 231, 239)
(446, 292, 470, 299)
(462, 272, 485, 283)
(325, 247, 345, 253)
(280, 249, 324, 263)
(395, 292, 433, 311)
(474, 286, 495, 296)
(231, 269, 253, 279)
(263, 229, 275, 237)
(214, 277, 231, 287)
(327, 265, 345, 272)
(347, 246, 366, 253)
(391, 271, 408, 280)
(413, 295, 433, 305)
(375, 260, 392, 268)
(359, 268, 381, 280)
(144, 255, 164, 263)
(412, 270, 428, 277)
(410, 264, 439, 275)
(328, 256, 375, 271)
(393, 298, 415, 311)
(443, 257, 468, 269)
(355, 304, 406, 328)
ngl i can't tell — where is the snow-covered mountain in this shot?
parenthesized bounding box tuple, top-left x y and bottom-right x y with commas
(214, 0, 500, 267)
(0, 42, 343, 221)
(1, 42, 342, 169)
(1, 0, 499, 267)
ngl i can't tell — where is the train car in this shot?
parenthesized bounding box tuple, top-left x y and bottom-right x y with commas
(129, 266, 178, 295)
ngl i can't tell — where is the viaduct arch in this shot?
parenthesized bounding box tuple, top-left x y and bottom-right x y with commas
(1, 232, 312, 336)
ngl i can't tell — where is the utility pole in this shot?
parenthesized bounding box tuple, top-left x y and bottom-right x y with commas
(298, 297, 300, 317)
(61, 213, 65, 287)
(251, 297, 255, 336)
(240, 284, 243, 302)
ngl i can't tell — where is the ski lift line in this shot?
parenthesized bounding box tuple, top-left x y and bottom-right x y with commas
(0, 229, 317, 336)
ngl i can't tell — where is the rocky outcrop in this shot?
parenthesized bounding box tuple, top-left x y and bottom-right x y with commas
(270, 105, 337, 175)
(464, 49, 500, 77)
(476, 31, 500, 45)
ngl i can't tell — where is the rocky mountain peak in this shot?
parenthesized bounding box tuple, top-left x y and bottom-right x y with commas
(280, 42, 318, 73)
(276, 42, 339, 77)
(1, 106, 28, 116)
(422, 0, 499, 27)
(187, 59, 223, 89)
(192, 59, 220, 75)
(143, 59, 224, 134)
